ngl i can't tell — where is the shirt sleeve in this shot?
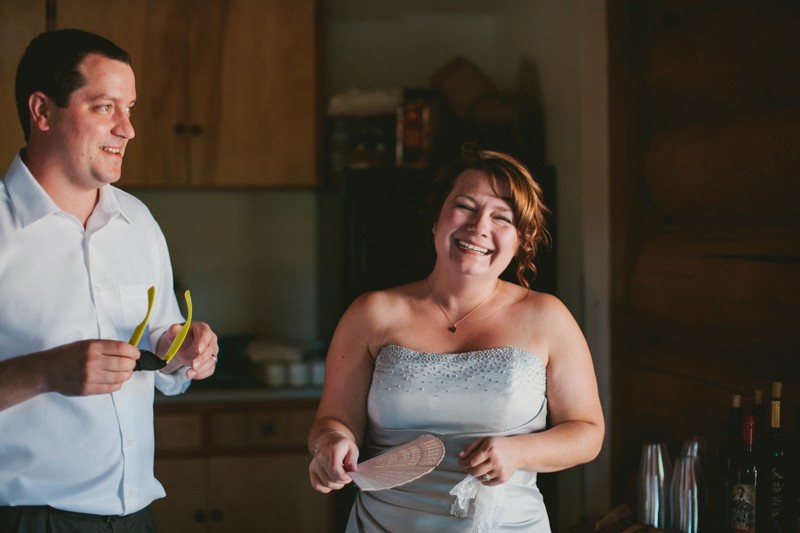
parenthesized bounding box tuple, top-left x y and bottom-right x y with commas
(154, 367, 192, 396)
(141, 203, 193, 397)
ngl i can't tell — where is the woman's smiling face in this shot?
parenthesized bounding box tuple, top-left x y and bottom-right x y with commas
(433, 169, 519, 279)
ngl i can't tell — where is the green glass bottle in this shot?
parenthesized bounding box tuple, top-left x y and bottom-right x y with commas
(758, 382, 788, 532)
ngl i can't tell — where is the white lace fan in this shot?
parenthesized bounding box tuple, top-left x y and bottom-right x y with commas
(349, 435, 445, 491)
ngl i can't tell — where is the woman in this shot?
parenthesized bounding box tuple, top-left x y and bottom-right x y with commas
(308, 145, 604, 532)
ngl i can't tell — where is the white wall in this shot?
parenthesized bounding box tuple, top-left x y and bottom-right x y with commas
(133, 190, 319, 342)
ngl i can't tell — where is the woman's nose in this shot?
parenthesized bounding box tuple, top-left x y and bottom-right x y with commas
(467, 211, 491, 235)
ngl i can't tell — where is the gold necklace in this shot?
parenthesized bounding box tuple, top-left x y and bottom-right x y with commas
(426, 278, 499, 333)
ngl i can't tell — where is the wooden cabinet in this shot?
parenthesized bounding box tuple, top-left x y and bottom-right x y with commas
(56, 0, 319, 188)
(0, 1, 46, 168)
(151, 398, 332, 533)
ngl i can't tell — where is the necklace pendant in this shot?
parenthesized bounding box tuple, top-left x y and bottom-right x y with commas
(448, 325, 457, 333)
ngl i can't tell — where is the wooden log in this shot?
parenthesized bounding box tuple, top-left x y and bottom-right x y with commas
(644, 108, 800, 221)
(629, 224, 800, 356)
(651, 0, 727, 19)
(637, 344, 800, 405)
(630, 364, 730, 446)
(646, 2, 800, 121)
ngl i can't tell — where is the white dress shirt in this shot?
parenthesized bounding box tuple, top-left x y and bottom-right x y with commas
(0, 153, 191, 515)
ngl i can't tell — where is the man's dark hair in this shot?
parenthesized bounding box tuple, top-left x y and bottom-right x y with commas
(15, 29, 131, 142)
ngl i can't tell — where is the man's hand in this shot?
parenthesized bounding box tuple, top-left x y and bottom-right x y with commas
(158, 321, 219, 379)
(43, 339, 140, 396)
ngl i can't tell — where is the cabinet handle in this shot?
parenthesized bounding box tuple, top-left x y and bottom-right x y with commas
(210, 509, 224, 521)
(194, 510, 208, 523)
(261, 422, 276, 436)
(174, 123, 187, 135)
(190, 124, 203, 135)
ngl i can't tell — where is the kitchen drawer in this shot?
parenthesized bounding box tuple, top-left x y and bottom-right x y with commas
(209, 408, 315, 450)
(154, 413, 202, 452)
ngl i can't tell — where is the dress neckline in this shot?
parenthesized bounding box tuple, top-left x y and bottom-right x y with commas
(378, 344, 543, 366)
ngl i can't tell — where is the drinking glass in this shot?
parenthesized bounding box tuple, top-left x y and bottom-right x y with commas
(637, 441, 672, 527)
(670, 437, 705, 532)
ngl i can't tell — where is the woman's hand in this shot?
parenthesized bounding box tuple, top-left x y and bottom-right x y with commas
(457, 436, 524, 485)
(309, 431, 360, 493)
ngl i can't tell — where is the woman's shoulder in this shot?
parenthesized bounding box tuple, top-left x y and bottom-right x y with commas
(505, 282, 559, 308)
(345, 281, 426, 319)
(507, 284, 576, 325)
(334, 281, 427, 355)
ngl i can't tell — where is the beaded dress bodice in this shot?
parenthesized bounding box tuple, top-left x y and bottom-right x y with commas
(347, 344, 551, 532)
(368, 345, 547, 434)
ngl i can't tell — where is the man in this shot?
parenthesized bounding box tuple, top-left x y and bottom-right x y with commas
(0, 29, 219, 531)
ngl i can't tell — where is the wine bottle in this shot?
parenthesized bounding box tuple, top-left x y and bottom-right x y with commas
(718, 393, 743, 529)
(758, 382, 788, 532)
(793, 402, 799, 532)
(753, 388, 765, 441)
(730, 414, 757, 532)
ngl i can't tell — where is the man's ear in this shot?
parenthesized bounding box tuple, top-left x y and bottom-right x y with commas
(28, 92, 52, 133)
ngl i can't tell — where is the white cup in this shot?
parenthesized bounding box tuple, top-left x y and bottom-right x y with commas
(264, 362, 287, 388)
(287, 361, 309, 387)
(309, 360, 325, 386)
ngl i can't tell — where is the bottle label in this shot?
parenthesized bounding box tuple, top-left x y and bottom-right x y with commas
(769, 467, 784, 516)
(730, 483, 756, 532)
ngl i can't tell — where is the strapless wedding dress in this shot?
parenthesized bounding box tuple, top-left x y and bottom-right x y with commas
(346, 344, 551, 532)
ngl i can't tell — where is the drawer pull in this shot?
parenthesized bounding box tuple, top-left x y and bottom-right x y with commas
(194, 510, 207, 523)
(261, 422, 276, 436)
(211, 509, 224, 521)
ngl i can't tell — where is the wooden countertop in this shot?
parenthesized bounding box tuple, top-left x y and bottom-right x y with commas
(155, 384, 322, 404)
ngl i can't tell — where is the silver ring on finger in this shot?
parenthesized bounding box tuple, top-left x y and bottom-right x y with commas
(480, 474, 490, 482)
(211, 353, 218, 364)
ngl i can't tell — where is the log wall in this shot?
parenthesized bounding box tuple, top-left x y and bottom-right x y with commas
(607, 0, 800, 505)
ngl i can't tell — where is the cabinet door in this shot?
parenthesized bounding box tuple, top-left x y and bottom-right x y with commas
(59, 0, 318, 188)
(188, 0, 318, 187)
(56, 0, 190, 187)
(208, 454, 332, 533)
(208, 407, 317, 450)
(0, 1, 46, 168)
(152, 458, 210, 533)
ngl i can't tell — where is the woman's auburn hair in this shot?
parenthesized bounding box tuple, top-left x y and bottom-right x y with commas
(426, 143, 551, 288)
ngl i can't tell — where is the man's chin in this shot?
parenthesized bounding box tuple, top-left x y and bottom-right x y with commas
(103, 171, 123, 185)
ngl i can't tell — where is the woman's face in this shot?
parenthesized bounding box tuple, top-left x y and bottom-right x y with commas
(433, 169, 519, 280)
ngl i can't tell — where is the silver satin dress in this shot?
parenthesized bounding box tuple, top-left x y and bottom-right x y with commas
(346, 345, 551, 532)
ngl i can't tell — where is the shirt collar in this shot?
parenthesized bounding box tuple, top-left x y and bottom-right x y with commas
(3, 152, 59, 228)
(3, 151, 133, 228)
(93, 180, 133, 227)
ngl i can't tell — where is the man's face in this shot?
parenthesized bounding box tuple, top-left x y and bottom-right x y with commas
(44, 53, 136, 189)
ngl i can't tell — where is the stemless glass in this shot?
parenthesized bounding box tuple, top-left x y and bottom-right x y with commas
(637, 442, 672, 527)
(670, 437, 705, 532)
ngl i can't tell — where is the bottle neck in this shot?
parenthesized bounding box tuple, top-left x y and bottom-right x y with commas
(728, 409, 742, 439)
(727, 394, 742, 440)
(741, 414, 755, 449)
(769, 398, 782, 430)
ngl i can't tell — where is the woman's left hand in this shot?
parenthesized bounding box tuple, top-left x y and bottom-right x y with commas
(457, 436, 523, 485)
